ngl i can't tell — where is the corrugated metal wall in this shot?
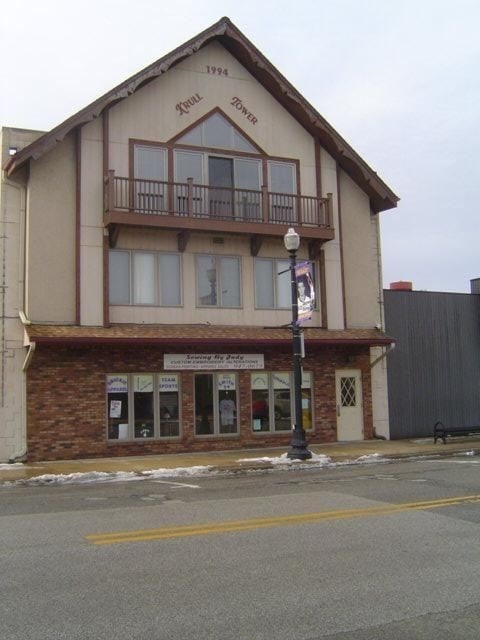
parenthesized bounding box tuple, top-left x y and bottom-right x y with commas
(384, 290, 480, 439)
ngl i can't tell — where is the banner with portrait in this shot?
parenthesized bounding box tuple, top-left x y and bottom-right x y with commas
(295, 261, 315, 324)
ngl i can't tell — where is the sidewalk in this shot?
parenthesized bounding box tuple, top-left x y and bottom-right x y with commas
(1, 437, 479, 484)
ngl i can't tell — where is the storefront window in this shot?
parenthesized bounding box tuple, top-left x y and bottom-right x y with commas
(107, 375, 129, 439)
(133, 375, 154, 438)
(251, 373, 269, 432)
(272, 372, 292, 431)
(251, 371, 312, 433)
(218, 373, 237, 435)
(159, 374, 180, 437)
(195, 373, 238, 436)
(301, 371, 313, 431)
(106, 373, 180, 441)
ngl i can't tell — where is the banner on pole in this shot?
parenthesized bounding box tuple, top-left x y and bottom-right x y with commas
(295, 261, 315, 325)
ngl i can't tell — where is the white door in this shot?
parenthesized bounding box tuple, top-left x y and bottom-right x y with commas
(335, 369, 364, 441)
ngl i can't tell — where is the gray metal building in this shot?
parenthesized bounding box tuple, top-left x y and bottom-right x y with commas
(384, 282, 480, 439)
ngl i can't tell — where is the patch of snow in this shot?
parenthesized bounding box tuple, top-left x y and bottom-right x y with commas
(13, 471, 139, 486)
(0, 463, 25, 470)
(237, 452, 332, 466)
(6, 465, 215, 487)
(354, 453, 385, 463)
(142, 466, 213, 478)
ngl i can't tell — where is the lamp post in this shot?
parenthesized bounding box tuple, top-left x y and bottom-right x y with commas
(284, 227, 312, 460)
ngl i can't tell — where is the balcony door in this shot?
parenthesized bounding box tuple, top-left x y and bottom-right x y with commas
(268, 161, 297, 223)
(209, 156, 234, 218)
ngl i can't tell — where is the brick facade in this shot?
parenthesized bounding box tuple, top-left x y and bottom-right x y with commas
(26, 343, 373, 461)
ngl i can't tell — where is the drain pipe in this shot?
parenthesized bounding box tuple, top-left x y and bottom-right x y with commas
(9, 311, 34, 462)
(22, 340, 35, 371)
(370, 342, 395, 369)
(370, 343, 395, 439)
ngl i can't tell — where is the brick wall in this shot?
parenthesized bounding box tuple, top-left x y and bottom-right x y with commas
(26, 343, 372, 461)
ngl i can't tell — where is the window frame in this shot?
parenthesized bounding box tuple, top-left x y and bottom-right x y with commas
(106, 373, 181, 441)
(195, 254, 242, 308)
(250, 371, 313, 434)
(254, 257, 291, 310)
(254, 258, 318, 311)
(109, 249, 182, 307)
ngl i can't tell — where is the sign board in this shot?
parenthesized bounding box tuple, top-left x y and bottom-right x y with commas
(164, 354, 264, 370)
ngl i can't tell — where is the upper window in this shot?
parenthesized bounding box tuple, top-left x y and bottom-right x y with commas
(254, 258, 291, 309)
(109, 250, 181, 306)
(196, 255, 241, 308)
(177, 112, 257, 153)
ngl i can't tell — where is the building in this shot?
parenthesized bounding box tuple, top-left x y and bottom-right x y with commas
(0, 17, 398, 462)
(384, 280, 480, 439)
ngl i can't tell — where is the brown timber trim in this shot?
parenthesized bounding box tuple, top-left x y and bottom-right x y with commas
(320, 249, 327, 328)
(75, 128, 81, 325)
(103, 110, 110, 327)
(104, 210, 335, 241)
(29, 335, 394, 347)
(167, 106, 266, 155)
(250, 235, 263, 256)
(336, 162, 347, 328)
(315, 139, 322, 197)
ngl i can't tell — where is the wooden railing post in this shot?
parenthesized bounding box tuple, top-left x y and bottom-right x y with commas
(187, 178, 193, 217)
(261, 185, 269, 223)
(106, 170, 115, 211)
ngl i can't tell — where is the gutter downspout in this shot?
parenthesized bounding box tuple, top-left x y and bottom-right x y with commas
(22, 340, 35, 371)
(370, 342, 395, 369)
(370, 342, 395, 439)
(10, 310, 33, 462)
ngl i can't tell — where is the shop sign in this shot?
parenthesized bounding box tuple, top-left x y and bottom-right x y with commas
(272, 372, 290, 389)
(217, 373, 236, 390)
(107, 375, 128, 394)
(158, 375, 178, 392)
(109, 400, 122, 418)
(164, 354, 264, 370)
(134, 375, 153, 393)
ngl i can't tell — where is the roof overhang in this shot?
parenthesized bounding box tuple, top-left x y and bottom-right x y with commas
(25, 324, 395, 348)
(4, 17, 398, 212)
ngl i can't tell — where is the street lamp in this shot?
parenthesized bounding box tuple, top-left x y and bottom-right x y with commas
(284, 228, 312, 460)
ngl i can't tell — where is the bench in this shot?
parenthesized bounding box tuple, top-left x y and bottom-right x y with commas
(433, 421, 480, 444)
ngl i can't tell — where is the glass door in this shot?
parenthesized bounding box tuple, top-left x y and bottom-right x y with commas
(209, 156, 234, 218)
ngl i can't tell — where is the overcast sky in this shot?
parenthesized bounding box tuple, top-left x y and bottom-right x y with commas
(1, 0, 478, 293)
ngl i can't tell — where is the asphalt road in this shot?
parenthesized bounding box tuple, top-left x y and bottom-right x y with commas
(1, 457, 479, 639)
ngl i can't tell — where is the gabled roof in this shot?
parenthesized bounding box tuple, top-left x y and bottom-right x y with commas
(4, 17, 399, 212)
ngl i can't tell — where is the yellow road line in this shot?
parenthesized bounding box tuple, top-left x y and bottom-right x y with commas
(85, 494, 480, 546)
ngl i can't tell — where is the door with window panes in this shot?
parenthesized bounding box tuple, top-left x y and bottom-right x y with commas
(195, 373, 238, 436)
(335, 369, 363, 440)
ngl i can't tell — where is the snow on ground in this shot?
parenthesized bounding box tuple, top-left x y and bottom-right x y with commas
(2, 465, 215, 486)
(1, 451, 476, 486)
(237, 452, 331, 466)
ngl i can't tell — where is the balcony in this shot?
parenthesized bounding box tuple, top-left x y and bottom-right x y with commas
(104, 172, 334, 253)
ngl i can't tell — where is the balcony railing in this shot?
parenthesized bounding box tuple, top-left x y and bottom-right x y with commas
(105, 172, 333, 229)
